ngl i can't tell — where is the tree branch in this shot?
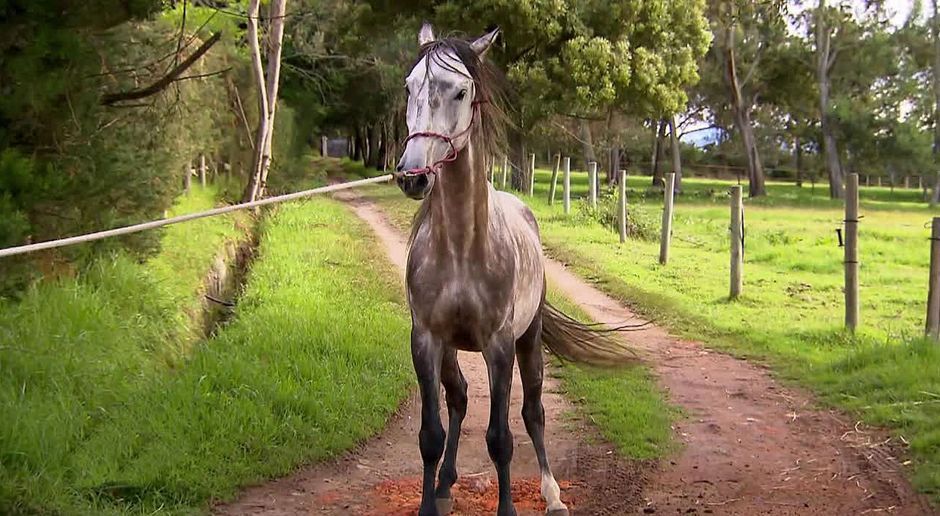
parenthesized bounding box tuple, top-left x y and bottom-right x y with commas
(101, 32, 222, 106)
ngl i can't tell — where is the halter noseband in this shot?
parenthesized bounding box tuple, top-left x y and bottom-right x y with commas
(399, 100, 485, 177)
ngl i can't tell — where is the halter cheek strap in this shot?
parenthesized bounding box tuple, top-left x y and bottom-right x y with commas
(399, 100, 485, 177)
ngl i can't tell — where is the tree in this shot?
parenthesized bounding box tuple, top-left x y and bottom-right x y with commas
(815, 0, 846, 198)
(244, 0, 288, 203)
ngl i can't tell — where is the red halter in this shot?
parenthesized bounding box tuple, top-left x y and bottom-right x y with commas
(400, 100, 485, 177)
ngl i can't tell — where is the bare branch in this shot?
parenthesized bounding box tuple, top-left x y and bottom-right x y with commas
(101, 32, 223, 105)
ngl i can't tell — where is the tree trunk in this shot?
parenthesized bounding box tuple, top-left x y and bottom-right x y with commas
(608, 146, 621, 186)
(243, 0, 287, 203)
(509, 127, 528, 191)
(579, 119, 597, 170)
(353, 127, 363, 162)
(795, 135, 804, 187)
(651, 119, 666, 187)
(722, 12, 766, 198)
(669, 114, 683, 194)
(367, 124, 382, 169)
(816, 0, 844, 199)
(932, 0, 940, 205)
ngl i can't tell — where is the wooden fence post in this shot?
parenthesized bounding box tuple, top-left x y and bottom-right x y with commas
(845, 173, 860, 331)
(321, 136, 328, 157)
(199, 154, 207, 187)
(927, 218, 940, 340)
(184, 163, 192, 194)
(563, 157, 571, 215)
(730, 185, 744, 299)
(528, 153, 536, 196)
(659, 172, 676, 265)
(501, 156, 509, 190)
(589, 161, 598, 209)
(619, 169, 627, 244)
(548, 154, 561, 205)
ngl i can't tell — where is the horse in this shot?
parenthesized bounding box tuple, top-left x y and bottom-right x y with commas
(392, 23, 634, 516)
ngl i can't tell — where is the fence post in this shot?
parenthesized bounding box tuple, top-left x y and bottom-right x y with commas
(184, 163, 192, 194)
(321, 136, 328, 157)
(548, 154, 561, 205)
(199, 154, 207, 187)
(619, 169, 627, 244)
(528, 153, 536, 196)
(589, 161, 598, 209)
(563, 157, 571, 215)
(730, 185, 744, 299)
(905, 176, 911, 189)
(501, 156, 509, 189)
(659, 172, 676, 265)
(927, 218, 940, 340)
(845, 173, 860, 331)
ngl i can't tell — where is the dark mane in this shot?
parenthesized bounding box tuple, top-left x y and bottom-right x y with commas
(414, 37, 510, 160)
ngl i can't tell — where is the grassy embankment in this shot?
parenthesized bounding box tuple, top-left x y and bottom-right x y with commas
(1, 186, 412, 514)
(535, 171, 939, 500)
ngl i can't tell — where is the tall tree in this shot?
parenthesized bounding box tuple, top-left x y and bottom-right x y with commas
(717, 0, 769, 197)
(815, 0, 845, 199)
(244, 0, 288, 203)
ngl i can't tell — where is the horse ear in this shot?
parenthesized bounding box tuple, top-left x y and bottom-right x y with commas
(418, 22, 435, 46)
(470, 27, 500, 56)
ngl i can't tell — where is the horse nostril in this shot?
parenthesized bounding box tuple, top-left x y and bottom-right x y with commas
(396, 163, 405, 172)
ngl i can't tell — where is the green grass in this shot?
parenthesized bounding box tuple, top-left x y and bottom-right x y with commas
(545, 287, 677, 460)
(360, 184, 676, 461)
(527, 170, 939, 500)
(1, 190, 413, 514)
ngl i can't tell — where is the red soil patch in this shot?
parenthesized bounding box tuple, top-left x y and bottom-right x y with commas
(367, 476, 575, 516)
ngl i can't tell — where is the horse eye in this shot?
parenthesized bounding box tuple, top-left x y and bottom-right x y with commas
(455, 89, 467, 101)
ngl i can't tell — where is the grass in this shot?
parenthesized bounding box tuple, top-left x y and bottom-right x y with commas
(529, 170, 940, 500)
(359, 184, 677, 461)
(364, 171, 940, 501)
(1, 190, 413, 514)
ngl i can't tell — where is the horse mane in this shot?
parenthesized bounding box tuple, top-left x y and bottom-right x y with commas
(407, 36, 511, 245)
(413, 36, 510, 163)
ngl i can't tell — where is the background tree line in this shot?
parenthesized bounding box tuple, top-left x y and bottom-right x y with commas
(1, 0, 936, 292)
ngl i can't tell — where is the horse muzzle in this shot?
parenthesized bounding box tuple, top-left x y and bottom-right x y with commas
(394, 169, 432, 200)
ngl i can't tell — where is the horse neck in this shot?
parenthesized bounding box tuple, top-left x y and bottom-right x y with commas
(427, 140, 489, 259)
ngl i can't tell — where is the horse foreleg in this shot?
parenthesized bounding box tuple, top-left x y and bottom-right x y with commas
(412, 328, 445, 516)
(434, 347, 468, 514)
(483, 332, 517, 516)
(517, 313, 569, 516)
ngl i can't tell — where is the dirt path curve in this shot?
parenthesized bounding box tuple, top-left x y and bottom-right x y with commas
(216, 193, 932, 516)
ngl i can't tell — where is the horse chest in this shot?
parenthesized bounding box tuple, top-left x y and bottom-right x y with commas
(408, 264, 512, 348)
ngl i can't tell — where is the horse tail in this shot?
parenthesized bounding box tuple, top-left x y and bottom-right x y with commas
(540, 301, 641, 366)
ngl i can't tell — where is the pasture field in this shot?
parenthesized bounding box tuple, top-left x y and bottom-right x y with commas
(366, 171, 940, 500)
(0, 193, 412, 514)
(535, 170, 940, 498)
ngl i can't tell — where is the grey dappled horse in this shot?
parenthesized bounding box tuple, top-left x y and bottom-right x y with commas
(393, 23, 634, 516)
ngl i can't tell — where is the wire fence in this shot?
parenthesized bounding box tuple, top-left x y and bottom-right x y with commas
(0, 174, 393, 259)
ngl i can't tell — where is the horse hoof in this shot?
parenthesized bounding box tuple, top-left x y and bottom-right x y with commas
(546, 508, 569, 516)
(435, 497, 454, 515)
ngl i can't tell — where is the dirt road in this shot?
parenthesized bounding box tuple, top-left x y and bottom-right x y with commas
(215, 194, 931, 515)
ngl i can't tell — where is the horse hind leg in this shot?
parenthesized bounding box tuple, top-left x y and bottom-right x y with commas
(517, 313, 569, 516)
(434, 347, 468, 515)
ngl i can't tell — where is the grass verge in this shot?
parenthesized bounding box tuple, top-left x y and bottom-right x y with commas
(1, 189, 413, 514)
